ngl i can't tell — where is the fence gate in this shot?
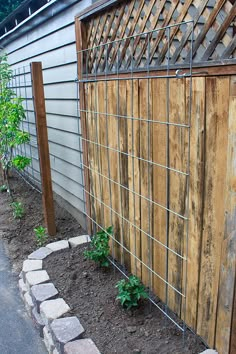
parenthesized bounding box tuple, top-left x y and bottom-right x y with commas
(76, 16, 195, 334)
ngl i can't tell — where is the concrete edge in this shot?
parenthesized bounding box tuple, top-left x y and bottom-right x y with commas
(18, 234, 101, 354)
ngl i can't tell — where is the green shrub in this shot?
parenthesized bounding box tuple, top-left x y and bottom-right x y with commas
(34, 226, 48, 247)
(84, 226, 112, 267)
(10, 201, 24, 219)
(0, 54, 31, 187)
(116, 275, 148, 309)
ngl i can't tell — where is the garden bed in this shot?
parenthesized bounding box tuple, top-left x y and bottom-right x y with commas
(0, 173, 84, 273)
(0, 174, 206, 353)
(44, 245, 206, 354)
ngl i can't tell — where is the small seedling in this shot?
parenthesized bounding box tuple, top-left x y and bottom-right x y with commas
(116, 275, 148, 309)
(0, 184, 7, 192)
(10, 201, 24, 219)
(84, 226, 113, 267)
(34, 226, 48, 247)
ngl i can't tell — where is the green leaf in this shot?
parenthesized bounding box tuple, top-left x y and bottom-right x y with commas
(115, 275, 148, 309)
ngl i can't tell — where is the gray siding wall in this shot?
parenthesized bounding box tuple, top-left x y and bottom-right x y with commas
(2, 0, 91, 228)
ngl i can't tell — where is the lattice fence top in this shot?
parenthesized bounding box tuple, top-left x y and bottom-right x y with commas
(82, 0, 236, 74)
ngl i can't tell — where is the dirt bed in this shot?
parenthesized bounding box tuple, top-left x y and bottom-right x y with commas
(44, 245, 206, 354)
(0, 173, 84, 272)
(0, 174, 206, 353)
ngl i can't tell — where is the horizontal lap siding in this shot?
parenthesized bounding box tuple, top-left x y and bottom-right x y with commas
(5, 0, 92, 228)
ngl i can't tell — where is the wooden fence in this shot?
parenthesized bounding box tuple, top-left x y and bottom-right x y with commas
(75, 1, 236, 352)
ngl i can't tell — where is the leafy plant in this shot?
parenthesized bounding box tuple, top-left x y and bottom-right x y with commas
(84, 226, 113, 267)
(0, 184, 7, 192)
(34, 226, 48, 247)
(11, 201, 24, 219)
(0, 54, 31, 190)
(116, 275, 148, 309)
(12, 155, 31, 170)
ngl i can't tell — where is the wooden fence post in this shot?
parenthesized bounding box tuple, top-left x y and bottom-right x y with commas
(75, 17, 92, 234)
(31, 62, 56, 236)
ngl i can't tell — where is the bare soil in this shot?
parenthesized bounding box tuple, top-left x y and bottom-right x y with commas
(0, 174, 206, 354)
(0, 174, 84, 272)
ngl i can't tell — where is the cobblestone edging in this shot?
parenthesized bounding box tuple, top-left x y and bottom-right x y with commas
(18, 235, 101, 354)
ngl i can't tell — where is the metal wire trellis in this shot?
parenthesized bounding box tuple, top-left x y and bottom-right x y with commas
(77, 20, 194, 333)
(9, 65, 42, 193)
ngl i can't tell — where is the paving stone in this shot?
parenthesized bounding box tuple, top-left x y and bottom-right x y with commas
(31, 283, 58, 312)
(46, 240, 69, 252)
(43, 326, 55, 354)
(40, 298, 70, 326)
(25, 270, 50, 290)
(32, 307, 45, 337)
(22, 260, 43, 282)
(28, 247, 52, 260)
(68, 235, 91, 248)
(52, 349, 59, 354)
(18, 278, 27, 299)
(64, 339, 101, 354)
(50, 316, 85, 352)
(19, 271, 23, 279)
(23, 259, 42, 272)
(199, 351, 218, 354)
(24, 291, 34, 316)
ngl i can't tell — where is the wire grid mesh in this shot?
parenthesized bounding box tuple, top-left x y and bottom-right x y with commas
(77, 21, 194, 332)
(8, 64, 42, 193)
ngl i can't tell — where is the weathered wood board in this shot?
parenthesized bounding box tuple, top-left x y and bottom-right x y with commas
(84, 75, 235, 352)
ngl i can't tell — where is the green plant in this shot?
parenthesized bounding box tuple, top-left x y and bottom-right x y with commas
(116, 275, 148, 309)
(0, 184, 7, 192)
(10, 201, 24, 219)
(34, 226, 48, 247)
(84, 226, 113, 267)
(0, 54, 31, 190)
(12, 155, 31, 170)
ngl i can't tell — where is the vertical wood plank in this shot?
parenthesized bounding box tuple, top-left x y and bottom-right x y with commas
(127, 79, 142, 278)
(97, 81, 111, 229)
(118, 80, 129, 267)
(215, 76, 236, 354)
(184, 77, 205, 329)
(152, 78, 167, 302)
(197, 76, 230, 346)
(90, 82, 102, 227)
(107, 80, 121, 261)
(86, 83, 98, 229)
(139, 78, 153, 287)
(167, 78, 187, 316)
(31, 62, 56, 236)
(75, 18, 92, 234)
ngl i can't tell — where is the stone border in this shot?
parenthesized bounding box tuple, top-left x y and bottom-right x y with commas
(19, 235, 101, 354)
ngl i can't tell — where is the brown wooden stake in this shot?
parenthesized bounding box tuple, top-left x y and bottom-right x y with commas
(31, 62, 56, 236)
(75, 18, 92, 234)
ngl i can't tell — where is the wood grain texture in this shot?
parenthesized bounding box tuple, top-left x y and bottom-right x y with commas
(75, 18, 92, 234)
(97, 81, 111, 229)
(152, 78, 168, 302)
(139, 78, 153, 287)
(107, 80, 121, 262)
(31, 62, 56, 236)
(216, 76, 236, 354)
(117, 80, 129, 268)
(127, 79, 142, 278)
(184, 77, 205, 330)
(167, 78, 187, 316)
(197, 76, 230, 346)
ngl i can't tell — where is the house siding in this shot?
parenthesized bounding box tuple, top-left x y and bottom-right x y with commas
(1, 0, 92, 229)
